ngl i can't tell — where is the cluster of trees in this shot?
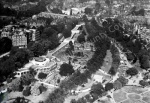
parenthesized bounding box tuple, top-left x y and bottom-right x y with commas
(109, 43, 120, 75)
(7, 78, 23, 92)
(71, 83, 106, 103)
(0, 47, 34, 83)
(28, 26, 60, 57)
(90, 83, 106, 99)
(101, 17, 150, 71)
(0, 0, 49, 28)
(29, 17, 78, 57)
(0, 37, 12, 55)
(71, 76, 128, 103)
(128, 6, 145, 16)
(1, 0, 47, 17)
(113, 76, 128, 90)
(22, 84, 47, 97)
(7, 69, 36, 92)
(126, 67, 138, 77)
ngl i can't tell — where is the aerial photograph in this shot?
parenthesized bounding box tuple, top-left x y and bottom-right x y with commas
(0, 0, 150, 103)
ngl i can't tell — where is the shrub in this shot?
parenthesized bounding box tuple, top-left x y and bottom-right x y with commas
(38, 72, 47, 79)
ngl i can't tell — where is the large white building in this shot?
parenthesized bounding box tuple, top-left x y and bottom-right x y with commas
(15, 56, 57, 77)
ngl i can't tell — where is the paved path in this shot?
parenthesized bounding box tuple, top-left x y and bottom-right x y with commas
(38, 81, 58, 88)
(0, 52, 10, 59)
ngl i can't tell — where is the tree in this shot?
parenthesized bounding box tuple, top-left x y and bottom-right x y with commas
(62, 28, 71, 38)
(0, 58, 16, 83)
(139, 80, 149, 87)
(23, 86, 31, 96)
(105, 0, 111, 6)
(77, 34, 85, 43)
(95, 2, 101, 14)
(77, 97, 86, 103)
(38, 72, 47, 79)
(59, 63, 74, 76)
(30, 42, 45, 56)
(70, 99, 77, 103)
(51, 8, 62, 14)
(84, 8, 92, 15)
(90, 83, 105, 97)
(69, 41, 74, 51)
(78, 0, 88, 3)
(105, 83, 114, 91)
(108, 67, 117, 75)
(117, 76, 128, 86)
(41, 27, 57, 39)
(113, 80, 122, 90)
(39, 84, 47, 93)
(20, 73, 35, 86)
(14, 48, 34, 65)
(126, 67, 138, 77)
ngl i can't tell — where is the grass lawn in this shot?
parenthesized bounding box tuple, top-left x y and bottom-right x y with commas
(113, 89, 127, 103)
(101, 50, 113, 73)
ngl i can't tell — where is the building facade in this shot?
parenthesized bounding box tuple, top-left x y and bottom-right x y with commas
(12, 31, 27, 48)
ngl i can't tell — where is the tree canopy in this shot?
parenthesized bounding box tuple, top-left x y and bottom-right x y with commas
(90, 83, 105, 97)
(105, 83, 114, 91)
(126, 67, 138, 77)
(0, 37, 12, 55)
(59, 63, 74, 76)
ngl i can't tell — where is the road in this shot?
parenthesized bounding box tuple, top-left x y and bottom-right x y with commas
(0, 52, 10, 59)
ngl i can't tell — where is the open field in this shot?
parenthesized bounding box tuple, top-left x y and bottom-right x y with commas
(101, 50, 113, 73)
(113, 86, 150, 103)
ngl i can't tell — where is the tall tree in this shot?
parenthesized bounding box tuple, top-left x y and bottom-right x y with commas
(113, 80, 122, 90)
(59, 63, 74, 76)
(90, 83, 105, 97)
(126, 67, 138, 77)
(105, 83, 114, 91)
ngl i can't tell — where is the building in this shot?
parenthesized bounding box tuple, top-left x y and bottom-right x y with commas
(12, 30, 27, 48)
(0, 31, 11, 39)
(35, 30, 41, 41)
(15, 56, 57, 77)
